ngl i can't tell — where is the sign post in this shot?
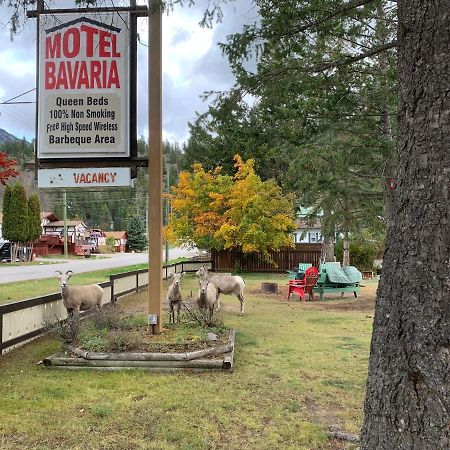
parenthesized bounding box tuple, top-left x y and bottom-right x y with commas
(148, 0, 163, 334)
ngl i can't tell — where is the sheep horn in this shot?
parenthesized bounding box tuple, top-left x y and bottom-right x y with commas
(55, 270, 62, 276)
(66, 270, 74, 277)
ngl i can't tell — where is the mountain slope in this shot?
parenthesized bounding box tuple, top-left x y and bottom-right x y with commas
(0, 129, 20, 145)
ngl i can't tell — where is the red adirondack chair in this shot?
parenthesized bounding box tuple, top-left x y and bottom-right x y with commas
(287, 266, 319, 302)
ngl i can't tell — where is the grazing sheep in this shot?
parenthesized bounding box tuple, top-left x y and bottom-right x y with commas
(56, 270, 103, 316)
(196, 277, 219, 318)
(196, 266, 246, 314)
(167, 272, 184, 324)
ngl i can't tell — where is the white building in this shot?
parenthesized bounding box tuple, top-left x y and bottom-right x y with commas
(292, 207, 323, 244)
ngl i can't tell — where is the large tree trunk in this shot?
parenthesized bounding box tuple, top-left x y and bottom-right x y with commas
(322, 234, 335, 262)
(361, 3, 450, 449)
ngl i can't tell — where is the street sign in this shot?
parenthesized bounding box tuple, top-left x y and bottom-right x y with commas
(38, 167, 132, 188)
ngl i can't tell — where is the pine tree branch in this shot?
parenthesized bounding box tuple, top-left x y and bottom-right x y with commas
(321, 39, 398, 70)
(292, 0, 378, 35)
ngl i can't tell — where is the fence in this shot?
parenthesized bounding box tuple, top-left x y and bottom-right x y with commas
(0, 259, 212, 355)
(211, 244, 322, 273)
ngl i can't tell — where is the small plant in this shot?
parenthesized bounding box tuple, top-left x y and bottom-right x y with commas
(90, 405, 112, 418)
(44, 315, 81, 344)
(119, 314, 147, 330)
(106, 330, 141, 351)
(182, 300, 225, 329)
(90, 307, 123, 330)
(79, 325, 109, 351)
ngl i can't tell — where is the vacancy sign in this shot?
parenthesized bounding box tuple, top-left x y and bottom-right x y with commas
(37, 12, 130, 159)
(38, 168, 132, 188)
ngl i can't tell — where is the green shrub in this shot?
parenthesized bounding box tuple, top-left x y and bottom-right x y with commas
(106, 236, 116, 253)
(335, 240, 378, 271)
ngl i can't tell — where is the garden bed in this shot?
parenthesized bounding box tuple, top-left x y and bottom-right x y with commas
(43, 329, 235, 371)
(43, 306, 236, 372)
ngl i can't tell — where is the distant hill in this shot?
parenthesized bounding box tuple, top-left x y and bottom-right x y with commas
(0, 129, 20, 145)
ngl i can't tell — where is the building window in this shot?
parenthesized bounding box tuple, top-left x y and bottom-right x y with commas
(309, 232, 319, 243)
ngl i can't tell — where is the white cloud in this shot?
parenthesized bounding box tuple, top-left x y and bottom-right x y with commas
(0, 0, 255, 143)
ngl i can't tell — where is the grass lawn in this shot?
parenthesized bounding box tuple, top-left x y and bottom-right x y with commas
(0, 274, 376, 449)
(0, 264, 149, 305)
(0, 258, 191, 305)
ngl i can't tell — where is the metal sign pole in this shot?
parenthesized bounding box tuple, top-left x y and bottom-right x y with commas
(147, 0, 163, 334)
(63, 190, 68, 258)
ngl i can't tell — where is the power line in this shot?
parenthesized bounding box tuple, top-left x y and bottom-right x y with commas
(1, 88, 36, 105)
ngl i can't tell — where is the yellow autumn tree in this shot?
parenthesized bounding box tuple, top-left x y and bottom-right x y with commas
(165, 163, 232, 250)
(165, 155, 296, 256)
(215, 155, 296, 257)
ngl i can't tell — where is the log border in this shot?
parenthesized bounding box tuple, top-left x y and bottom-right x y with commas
(43, 329, 236, 372)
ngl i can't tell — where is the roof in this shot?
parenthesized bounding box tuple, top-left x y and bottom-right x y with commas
(295, 218, 322, 229)
(41, 211, 59, 221)
(45, 220, 87, 227)
(104, 231, 128, 239)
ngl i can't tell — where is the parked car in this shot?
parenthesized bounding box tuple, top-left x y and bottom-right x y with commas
(0, 242, 11, 262)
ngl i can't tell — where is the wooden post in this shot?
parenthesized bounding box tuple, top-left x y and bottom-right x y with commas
(147, 0, 163, 334)
(63, 190, 68, 259)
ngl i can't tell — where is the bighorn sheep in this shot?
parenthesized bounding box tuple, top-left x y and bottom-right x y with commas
(167, 272, 184, 324)
(196, 266, 246, 314)
(196, 277, 219, 318)
(56, 270, 103, 316)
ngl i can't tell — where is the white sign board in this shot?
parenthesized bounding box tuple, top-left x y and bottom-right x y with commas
(37, 12, 130, 159)
(38, 168, 132, 188)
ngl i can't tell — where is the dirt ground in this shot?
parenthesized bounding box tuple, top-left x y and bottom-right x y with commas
(249, 279, 377, 313)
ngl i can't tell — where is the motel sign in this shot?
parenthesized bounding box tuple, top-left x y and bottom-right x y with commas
(37, 12, 130, 160)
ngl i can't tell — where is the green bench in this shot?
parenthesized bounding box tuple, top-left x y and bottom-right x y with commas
(312, 263, 362, 301)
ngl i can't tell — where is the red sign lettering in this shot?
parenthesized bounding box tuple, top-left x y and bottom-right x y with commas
(44, 23, 122, 91)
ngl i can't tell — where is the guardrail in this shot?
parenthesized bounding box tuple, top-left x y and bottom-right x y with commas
(0, 259, 212, 355)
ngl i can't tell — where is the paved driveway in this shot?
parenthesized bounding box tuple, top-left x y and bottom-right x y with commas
(0, 247, 199, 284)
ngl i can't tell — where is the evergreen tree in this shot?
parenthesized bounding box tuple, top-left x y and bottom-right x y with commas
(4, 183, 29, 261)
(27, 193, 41, 260)
(2, 184, 13, 241)
(0, 140, 33, 170)
(127, 216, 147, 252)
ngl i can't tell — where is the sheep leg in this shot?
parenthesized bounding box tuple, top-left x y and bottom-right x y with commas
(216, 294, 221, 311)
(176, 303, 181, 323)
(237, 292, 245, 314)
(169, 302, 174, 324)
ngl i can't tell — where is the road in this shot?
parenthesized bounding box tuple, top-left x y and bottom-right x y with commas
(0, 247, 200, 284)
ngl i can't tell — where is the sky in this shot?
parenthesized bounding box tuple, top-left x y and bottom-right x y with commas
(0, 0, 257, 144)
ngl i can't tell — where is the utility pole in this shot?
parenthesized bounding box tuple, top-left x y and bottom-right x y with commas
(63, 190, 68, 259)
(147, 0, 163, 334)
(164, 157, 170, 264)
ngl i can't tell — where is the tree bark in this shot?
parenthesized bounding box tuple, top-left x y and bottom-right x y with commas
(361, 2, 450, 449)
(342, 232, 350, 267)
(322, 234, 335, 262)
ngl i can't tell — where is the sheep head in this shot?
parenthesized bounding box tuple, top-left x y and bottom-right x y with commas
(195, 265, 209, 280)
(171, 272, 183, 286)
(56, 270, 74, 288)
(198, 277, 210, 294)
